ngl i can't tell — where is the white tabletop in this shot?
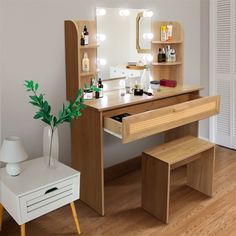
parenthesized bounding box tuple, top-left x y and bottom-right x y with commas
(0, 157, 79, 196)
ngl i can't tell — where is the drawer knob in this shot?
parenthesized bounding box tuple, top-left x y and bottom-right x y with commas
(45, 187, 58, 194)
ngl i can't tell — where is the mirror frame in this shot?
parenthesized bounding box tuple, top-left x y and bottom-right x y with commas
(136, 12, 151, 54)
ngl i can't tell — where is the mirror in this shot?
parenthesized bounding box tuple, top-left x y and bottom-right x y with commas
(136, 11, 153, 53)
(96, 8, 153, 80)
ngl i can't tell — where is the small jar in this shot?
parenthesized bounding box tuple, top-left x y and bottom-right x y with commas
(84, 88, 93, 100)
(150, 80, 160, 91)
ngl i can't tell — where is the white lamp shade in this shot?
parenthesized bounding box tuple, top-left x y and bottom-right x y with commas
(0, 137, 28, 163)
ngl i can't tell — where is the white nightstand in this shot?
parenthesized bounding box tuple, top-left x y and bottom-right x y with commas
(0, 157, 81, 236)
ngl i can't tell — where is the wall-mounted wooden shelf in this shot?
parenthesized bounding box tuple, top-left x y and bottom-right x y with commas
(152, 40, 183, 45)
(80, 44, 100, 49)
(151, 21, 184, 85)
(152, 62, 183, 66)
(80, 70, 100, 77)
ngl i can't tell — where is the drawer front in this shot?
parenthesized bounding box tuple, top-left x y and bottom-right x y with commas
(104, 96, 220, 143)
(122, 96, 220, 143)
(19, 175, 80, 224)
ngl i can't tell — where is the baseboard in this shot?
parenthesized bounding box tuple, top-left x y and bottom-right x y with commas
(104, 156, 141, 183)
(199, 136, 210, 142)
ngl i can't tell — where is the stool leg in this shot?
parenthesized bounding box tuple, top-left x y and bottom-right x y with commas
(20, 224, 26, 236)
(142, 154, 170, 224)
(187, 148, 215, 197)
(70, 202, 81, 234)
(0, 203, 3, 231)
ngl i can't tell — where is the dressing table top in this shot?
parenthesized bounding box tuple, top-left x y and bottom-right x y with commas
(85, 84, 203, 111)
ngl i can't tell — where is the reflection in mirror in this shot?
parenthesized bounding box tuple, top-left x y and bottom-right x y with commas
(96, 8, 153, 81)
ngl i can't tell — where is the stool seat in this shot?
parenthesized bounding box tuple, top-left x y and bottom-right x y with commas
(142, 136, 215, 224)
(144, 136, 215, 170)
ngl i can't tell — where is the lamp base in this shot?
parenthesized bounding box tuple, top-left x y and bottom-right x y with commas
(6, 163, 21, 176)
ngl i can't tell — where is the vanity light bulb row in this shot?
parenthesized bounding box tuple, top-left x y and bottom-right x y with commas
(97, 58, 107, 66)
(143, 10, 154, 18)
(143, 33, 154, 40)
(96, 8, 106, 16)
(119, 9, 130, 16)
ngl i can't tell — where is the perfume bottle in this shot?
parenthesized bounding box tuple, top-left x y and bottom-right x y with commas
(82, 52, 90, 72)
(81, 32, 85, 46)
(83, 25, 89, 45)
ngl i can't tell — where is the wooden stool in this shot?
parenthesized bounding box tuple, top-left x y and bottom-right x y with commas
(142, 136, 215, 224)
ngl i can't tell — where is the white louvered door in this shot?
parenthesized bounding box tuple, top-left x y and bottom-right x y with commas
(210, 0, 236, 149)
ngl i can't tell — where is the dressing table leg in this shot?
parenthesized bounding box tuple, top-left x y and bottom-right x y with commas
(71, 109, 104, 216)
(20, 224, 25, 236)
(70, 202, 81, 234)
(0, 203, 3, 231)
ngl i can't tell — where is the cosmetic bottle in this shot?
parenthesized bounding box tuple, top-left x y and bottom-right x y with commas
(167, 25, 173, 41)
(170, 49, 176, 62)
(162, 48, 166, 62)
(166, 45, 171, 62)
(83, 25, 89, 45)
(161, 25, 167, 42)
(98, 78, 104, 98)
(158, 48, 163, 63)
(81, 32, 85, 46)
(82, 52, 90, 72)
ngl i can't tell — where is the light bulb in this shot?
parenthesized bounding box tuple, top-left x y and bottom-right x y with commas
(143, 33, 154, 40)
(97, 58, 107, 66)
(119, 9, 130, 16)
(96, 34, 107, 43)
(143, 54, 153, 63)
(96, 8, 106, 16)
(143, 11, 153, 18)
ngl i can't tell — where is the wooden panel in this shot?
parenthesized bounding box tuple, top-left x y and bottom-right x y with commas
(71, 108, 104, 215)
(104, 117, 122, 139)
(142, 153, 170, 224)
(144, 136, 215, 169)
(104, 156, 141, 183)
(65, 20, 79, 101)
(122, 96, 220, 143)
(187, 148, 215, 197)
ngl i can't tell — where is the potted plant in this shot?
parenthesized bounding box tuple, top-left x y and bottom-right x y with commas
(24, 80, 89, 167)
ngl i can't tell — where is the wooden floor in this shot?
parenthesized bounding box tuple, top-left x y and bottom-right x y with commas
(2, 146, 236, 236)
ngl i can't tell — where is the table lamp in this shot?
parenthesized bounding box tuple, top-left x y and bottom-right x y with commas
(0, 137, 28, 176)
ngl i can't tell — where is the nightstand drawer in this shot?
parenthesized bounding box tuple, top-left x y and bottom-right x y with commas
(19, 175, 80, 223)
(104, 96, 220, 143)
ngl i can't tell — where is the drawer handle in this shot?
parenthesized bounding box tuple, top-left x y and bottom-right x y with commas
(45, 187, 58, 195)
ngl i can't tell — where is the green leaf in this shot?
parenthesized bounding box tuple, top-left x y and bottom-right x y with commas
(30, 95, 39, 103)
(35, 83, 39, 91)
(29, 101, 40, 107)
(34, 113, 43, 119)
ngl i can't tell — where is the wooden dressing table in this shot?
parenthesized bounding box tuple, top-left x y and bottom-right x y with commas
(70, 86, 219, 216)
(64, 19, 220, 216)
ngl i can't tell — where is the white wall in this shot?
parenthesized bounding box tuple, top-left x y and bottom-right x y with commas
(199, 0, 210, 139)
(1, 0, 202, 167)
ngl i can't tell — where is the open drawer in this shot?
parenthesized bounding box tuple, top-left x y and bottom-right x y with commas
(104, 96, 220, 143)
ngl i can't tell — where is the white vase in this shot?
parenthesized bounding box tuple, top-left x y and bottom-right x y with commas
(43, 126, 59, 166)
